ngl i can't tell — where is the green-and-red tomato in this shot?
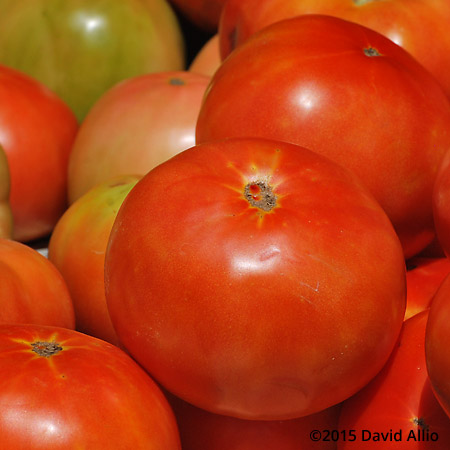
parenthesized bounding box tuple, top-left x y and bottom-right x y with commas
(197, 15, 450, 259)
(426, 274, 450, 418)
(0, 64, 78, 242)
(0, 238, 75, 329)
(67, 71, 210, 203)
(0, 0, 185, 121)
(0, 323, 181, 449)
(49, 175, 140, 346)
(104, 137, 406, 420)
(219, 0, 450, 98)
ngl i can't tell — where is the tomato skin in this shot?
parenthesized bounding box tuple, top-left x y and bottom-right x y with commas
(48, 175, 140, 346)
(170, 394, 341, 450)
(67, 71, 210, 203)
(0, 145, 13, 239)
(426, 274, 450, 418)
(0, 65, 78, 242)
(338, 310, 450, 449)
(433, 149, 450, 258)
(0, 323, 181, 449)
(105, 137, 406, 420)
(405, 257, 450, 320)
(0, 0, 185, 122)
(219, 0, 450, 98)
(0, 238, 75, 329)
(197, 15, 450, 259)
(189, 34, 221, 78)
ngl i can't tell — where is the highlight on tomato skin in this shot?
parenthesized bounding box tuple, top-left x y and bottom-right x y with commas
(0, 323, 182, 449)
(104, 136, 407, 421)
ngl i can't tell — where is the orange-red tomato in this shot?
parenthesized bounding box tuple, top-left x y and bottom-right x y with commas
(0, 145, 13, 239)
(338, 310, 450, 448)
(0, 64, 78, 242)
(49, 175, 140, 346)
(426, 274, 450, 418)
(105, 137, 406, 420)
(197, 15, 450, 259)
(0, 238, 75, 329)
(433, 149, 450, 258)
(67, 71, 210, 203)
(219, 0, 450, 98)
(0, 323, 181, 449)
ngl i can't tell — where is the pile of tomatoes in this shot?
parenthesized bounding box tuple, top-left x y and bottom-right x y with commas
(1, 0, 450, 448)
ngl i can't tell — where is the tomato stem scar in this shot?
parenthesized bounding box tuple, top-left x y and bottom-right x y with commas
(244, 180, 277, 211)
(364, 47, 381, 57)
(31, 341, 63, 357)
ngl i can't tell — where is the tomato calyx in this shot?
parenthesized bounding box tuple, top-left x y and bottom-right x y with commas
(31, 341, 63, 358)
(244, 180, 277, 212)
(364, 47, 381, 57)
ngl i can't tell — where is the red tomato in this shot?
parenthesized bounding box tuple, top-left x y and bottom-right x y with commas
(67, 71, 210, 203)
(189, 34, 221, 78)
(405, 257, 450, 320)
(0, 65, 78, 242)
(338, 310, 450, 448)
(433, 149, 450, 257)
(170, 394, 341, 450)
(0, 238, 75, 329)
(49, 175, 140, 346)
(219, 0, 450, 98)
(168, 0, 227, 31)
(105, 137, 406, 420)
(196, 15, 450, 259)
(0, 145, 13, 239)
(426, 274, 450, 418)
(0, 323, 181, 448)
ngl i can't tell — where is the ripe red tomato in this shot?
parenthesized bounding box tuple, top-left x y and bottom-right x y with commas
(49, 175, 140, 346)
(0, 238, 75, 329)
(405, 257, 450, 320)
(426, 274, 450, 418)
(433, 149, 450, 257)
(219, 0, 450, 98)
(0, 64, 78, 242)
(338, 310, 450, 448)
(0, 145, 13, 239)
(105, 137, 406, 420)
(196, 15, 450, 259)
(170, 393, 341, 450)
(0, 323, 181, 448)
(67, 71, 210, 203)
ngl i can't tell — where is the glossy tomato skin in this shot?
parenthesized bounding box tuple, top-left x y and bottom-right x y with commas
(197, 15, 450, 259)
(0, 323, 181, 449)
(405, 257, 450, 320)
(0, 65, 78, 242)
(105, 137, 406, 420)
(0, 145, 13, 239)
(0, 0, 185, 121)
(170, 394, 341, 450)
(67, 71, 210, 203)
(219, 0, 450, 97)
(0, 238, 75, 329)
(338, 310, 450, 449)
(49, 175, 140, 346)
(426, 274, 450, 418)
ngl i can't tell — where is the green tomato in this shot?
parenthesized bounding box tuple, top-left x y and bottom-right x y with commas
(0, 0, 186, 122)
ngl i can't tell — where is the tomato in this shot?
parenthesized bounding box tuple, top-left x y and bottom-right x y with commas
(338, 310, 450, 448)
(0, 0, 185, 121)
(48, 175, 140, 346)
(0, 65, 78, 242)
(0, 145, 13, 239)
(196, 15, 450, 259)
(189, 34, 221, 78)
(0, 323, 181, 449)
(67, 71, 210, 203)
(405, 257, 450, 320)
(0, 238, 75, 329)
(169, 0, 227, 32)
(433, 149, 450, 257)
(104, 137, 406, 420)
(219, 0, 450, 98)
(170, 393, 341, 450)
(426, 273, 450, 418)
